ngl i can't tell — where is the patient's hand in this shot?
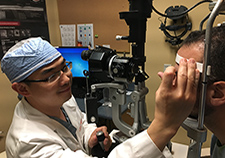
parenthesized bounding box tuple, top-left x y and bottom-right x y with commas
(148, 58, 200, 151)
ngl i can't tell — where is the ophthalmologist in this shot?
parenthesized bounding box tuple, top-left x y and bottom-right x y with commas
(1, 37, 199, 157)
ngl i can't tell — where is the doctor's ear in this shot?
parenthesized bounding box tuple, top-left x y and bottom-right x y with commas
(209, 81, 225, 107)
(11, 82, 30, 97)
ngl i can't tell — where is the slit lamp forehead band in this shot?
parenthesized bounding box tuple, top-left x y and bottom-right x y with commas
(175, 54, 201, 73)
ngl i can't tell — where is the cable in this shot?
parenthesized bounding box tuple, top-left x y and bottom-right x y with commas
(199, 12, 225, 31)
(152, 0, 212, 18)
(199, 13, 211, 30)
(173, 30, 181, 48)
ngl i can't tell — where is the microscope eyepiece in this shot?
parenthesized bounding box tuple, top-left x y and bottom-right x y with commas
(81, 50, 92, 61)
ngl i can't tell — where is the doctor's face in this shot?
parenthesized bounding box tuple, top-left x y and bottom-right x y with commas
(175, 42, 214, 119)
(25, 56, 73, 108)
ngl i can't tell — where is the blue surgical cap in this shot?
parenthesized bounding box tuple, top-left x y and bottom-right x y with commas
(1, 37, 61, 83)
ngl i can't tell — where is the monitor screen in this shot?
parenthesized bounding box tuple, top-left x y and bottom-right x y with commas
(56, 47, 89, 78)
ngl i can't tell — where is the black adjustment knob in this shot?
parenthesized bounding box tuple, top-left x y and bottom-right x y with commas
(96, 131, 105, 150)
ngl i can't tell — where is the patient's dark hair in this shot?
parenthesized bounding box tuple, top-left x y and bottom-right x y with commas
(181, 25, 225, 83)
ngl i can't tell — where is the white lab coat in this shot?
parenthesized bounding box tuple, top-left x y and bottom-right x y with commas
(6, 96, 172, 158)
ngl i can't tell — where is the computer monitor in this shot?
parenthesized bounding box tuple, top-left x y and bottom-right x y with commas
(56, 47, 89, 78)
(56, 47, 89, 98)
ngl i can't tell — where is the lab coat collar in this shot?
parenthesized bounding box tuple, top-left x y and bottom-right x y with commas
(19, 97, 81, 151)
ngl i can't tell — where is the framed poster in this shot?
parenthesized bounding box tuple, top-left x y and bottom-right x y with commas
(0, 0, 49, 59)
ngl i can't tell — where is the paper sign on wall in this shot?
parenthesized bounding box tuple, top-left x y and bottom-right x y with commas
(77, 24, 94, 49)
(60, 24, 76, 46)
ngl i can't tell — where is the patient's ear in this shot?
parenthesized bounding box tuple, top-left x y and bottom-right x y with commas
(11, 82, 30, 97)
(210, 81, 225, 106)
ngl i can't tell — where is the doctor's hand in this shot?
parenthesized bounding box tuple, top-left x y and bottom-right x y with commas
(147, 58, 200, 151)
(88, 126, 112, 151)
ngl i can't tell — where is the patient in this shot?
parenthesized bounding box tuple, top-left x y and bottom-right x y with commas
(173, 25, 225, 157)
